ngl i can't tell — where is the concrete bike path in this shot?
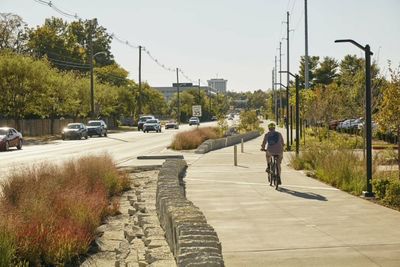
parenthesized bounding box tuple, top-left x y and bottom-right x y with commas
(184, 133, 400, 267)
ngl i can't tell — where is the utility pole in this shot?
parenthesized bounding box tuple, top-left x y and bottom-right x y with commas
(198, 79, 201, 105)
(274, 56, 279, 124)
(272, 68, 277, 123)
(138, 45, 142, 117)
(286, 11, 290, 151)
(279, 41, 283, 124)
(176, 68, 180, 124)
(89, 20, 94, 118)
(304, 0, 310, 90)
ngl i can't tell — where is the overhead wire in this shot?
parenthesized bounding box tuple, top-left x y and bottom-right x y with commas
(32, 0, 201, 85)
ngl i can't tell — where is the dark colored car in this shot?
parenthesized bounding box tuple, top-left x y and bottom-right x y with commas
(143, 119, 162, 133)
(165, 120, 179, 129)
(0, 127, 23, 151)
(62, 123, 88, 140)
(87, 120, 108, 137)
(138, 115, 155, 131)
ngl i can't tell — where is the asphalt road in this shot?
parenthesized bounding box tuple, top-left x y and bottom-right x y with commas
(0, 122, 214, 183)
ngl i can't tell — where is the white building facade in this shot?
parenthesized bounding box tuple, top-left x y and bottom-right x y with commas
(207, 78, 227, 94)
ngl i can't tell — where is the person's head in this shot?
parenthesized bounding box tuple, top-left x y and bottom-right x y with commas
(268, 122, 276, 131)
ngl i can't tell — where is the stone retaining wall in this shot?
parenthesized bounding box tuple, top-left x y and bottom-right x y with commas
(156, 159, 225, 267)
(195, 131, 260, 154)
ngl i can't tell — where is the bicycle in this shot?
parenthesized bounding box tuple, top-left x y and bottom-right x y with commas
(262, 149, 281, 190)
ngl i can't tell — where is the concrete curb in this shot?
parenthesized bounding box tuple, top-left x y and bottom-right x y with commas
(137, 155, 184, 160)
(156, 159, 225, 267)
(195, 131, 260, 154)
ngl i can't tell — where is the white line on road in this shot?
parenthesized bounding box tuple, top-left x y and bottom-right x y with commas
(185, 178, 340, 191)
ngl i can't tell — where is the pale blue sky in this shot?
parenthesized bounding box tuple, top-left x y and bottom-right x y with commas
(2, 0, 400, 91)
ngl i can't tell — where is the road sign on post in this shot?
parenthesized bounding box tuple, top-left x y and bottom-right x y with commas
(192, 105, 202, 117)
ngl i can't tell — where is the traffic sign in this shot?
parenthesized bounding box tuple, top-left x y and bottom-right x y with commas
(173, 83, 193, 87)
(192, 105, 202, 117)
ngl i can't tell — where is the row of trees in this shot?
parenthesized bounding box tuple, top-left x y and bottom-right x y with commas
(0, 13, 234, 128)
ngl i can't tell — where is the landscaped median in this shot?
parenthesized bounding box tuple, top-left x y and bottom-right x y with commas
(290, 128, 400, 210)
(0, 154, 130, 266)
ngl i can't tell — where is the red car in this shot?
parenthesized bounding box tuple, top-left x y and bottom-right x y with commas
(0, 127, 23, 151)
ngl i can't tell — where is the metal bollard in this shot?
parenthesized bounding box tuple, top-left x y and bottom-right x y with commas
(234, 145, 238, 166)
(241, 138, 244, 153)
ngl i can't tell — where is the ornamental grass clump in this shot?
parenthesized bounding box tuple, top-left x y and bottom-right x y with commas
(0, 154, 130, 266)
(170, 127, 220, 150)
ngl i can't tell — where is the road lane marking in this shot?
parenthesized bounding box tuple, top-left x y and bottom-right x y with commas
(185, 178, 339, 191)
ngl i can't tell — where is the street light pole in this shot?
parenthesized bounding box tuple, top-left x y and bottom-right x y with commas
(176, 68, 180, 124)
(138, 45, 142, 117)
(279, 71, 300, 155)
(335, 39, 374, 197)
(89, 34, 94, 118)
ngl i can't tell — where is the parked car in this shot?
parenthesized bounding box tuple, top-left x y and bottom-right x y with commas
(211, 116, 217, 121)
(87, 120, 108, 137)
(337, 119, 357, 131)
(62, 123, 88, 140)
(165, 120, 179, 129)
(329, 120, 344, 130)
(0, 127, 23, 151)
(189, 117, 200, 126)
(138, 115, 155, 131)
(143, 119, 162, 133)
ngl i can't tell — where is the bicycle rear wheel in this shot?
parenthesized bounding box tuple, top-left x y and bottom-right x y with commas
(273, 159, 279, 190)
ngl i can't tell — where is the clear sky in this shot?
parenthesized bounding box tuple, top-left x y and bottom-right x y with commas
(2, 0, 400, 92)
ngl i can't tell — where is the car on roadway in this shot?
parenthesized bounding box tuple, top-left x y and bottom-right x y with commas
(143, 119, 162, 133)
(189, 117, 200, 126)
(165, 120, 179, 129)
(138, 115, 155, 131)
(87, 120, 108, 137)
(62, 123, 88, 140)
(0, 127, 23, 151)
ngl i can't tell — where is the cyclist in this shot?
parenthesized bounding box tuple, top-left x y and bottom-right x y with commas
(261, 122, 285, 184)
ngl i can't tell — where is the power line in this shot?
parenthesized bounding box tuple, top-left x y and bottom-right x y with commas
(32, 0, 205, 86)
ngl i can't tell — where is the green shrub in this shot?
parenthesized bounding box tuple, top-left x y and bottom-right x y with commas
(383, 180, 400, 207)
(372, 178, 391, 199)
(238, 110, 261, 133)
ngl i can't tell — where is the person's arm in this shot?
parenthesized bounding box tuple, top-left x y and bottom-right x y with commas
(280, 133, 285, 148)
(261, 133, 268, 150)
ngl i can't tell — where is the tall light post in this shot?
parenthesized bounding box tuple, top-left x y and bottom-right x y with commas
(89, 51, 107, 118)
(176, 68, 180, 124)
(279, 71, 300, 155)
(335, 39, 374, 198)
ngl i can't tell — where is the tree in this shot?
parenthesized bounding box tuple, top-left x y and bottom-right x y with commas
(314, 57, 338, 85)
(298, 55, 320, 88)
(376, 64, 400, 177)
(0, 52, 51, 128)
(0, 13, 29, 53)
(94, 63, 129, 87)
(28, 17, 114, 71)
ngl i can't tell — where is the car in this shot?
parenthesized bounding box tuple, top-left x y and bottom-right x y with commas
(211, 116, 217, 121)
(337, 119, 356, 131)
(87, 120, 108, 137)
(165, 120, 179, 129)
(189, 117, 200, 126)
(143, 119, 162, 133)
(0, 127, 23, 151)
(62, 123, 88, 140)
(329, 120, 344, 130)
(138, 115, 155, 131)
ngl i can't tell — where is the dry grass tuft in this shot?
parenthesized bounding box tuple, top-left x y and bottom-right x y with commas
(170, 127, 221, 150)
(0, 154, 130, 266)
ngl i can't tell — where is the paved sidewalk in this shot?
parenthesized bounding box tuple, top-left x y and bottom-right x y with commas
(184, 132, 400, 266)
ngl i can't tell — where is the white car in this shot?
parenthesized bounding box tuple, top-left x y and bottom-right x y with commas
(143, 119, 162, 133)
(189, 117, 200, 126)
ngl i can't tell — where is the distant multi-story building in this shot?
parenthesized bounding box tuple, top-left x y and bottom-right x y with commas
(207, 78, 227, 94)
(153, 83, 216, 102)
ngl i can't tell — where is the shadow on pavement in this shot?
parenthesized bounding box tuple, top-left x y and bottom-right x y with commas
(278, 187, 328, 201)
